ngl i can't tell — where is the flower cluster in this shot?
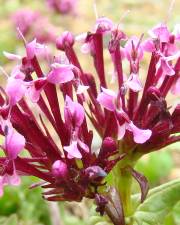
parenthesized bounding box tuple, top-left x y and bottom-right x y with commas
(12, 9, 57, 43)
(0, 17, 179, 213)
(47, 0, 78, 15)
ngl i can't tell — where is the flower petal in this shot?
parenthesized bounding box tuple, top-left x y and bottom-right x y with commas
(5, 126, 25, 160)
(148, 23, 170, 42)
(126, 73, 143, 92)
(76, 84, 89, 95)
(6, 77, 26, 105)
(128, 122, 152, 144)
(3, 51, 22, 61)
(65, 96, 85, 128)
(97, 87, 116, 111)
(117, 123, 126, 140)
(78, 139, 89, 153)
(160, 58, 175, 76)
(47, 64, 74, 84)
(64, 141, 82, 159)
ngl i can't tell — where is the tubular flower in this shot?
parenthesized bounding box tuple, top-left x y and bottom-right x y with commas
(0, 17, 179, 219)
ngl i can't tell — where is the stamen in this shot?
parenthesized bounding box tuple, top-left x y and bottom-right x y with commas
(16, 27, 27, 45)
(136, 34, 144, 51)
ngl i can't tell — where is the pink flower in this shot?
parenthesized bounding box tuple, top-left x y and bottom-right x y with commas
(97, 87, 117, 111)
(3, 51, 22, 61)
(26, 78, 47, 102)
(64, 95, 85, 128)
(12, 9, 39, 36)
(97, 88, 152, 143)
(127, 122, 152, 144)
(64, 141, 82, 159)
(124, 36, 144, 62)
(126, 73, 143, 92)
(64, 139, 89, 159)
(52, 160, 68, 178)
(142, 39, 156, 52)
(5, 77, 26, 106)
(76, 84, 89, 95)
(3, 122, 25, 160)
(0, 16, 179, 207)
(159, 52, 180, 76)
(56, 31, 74, 51)
(47, 0, 77, 15)
(159, 57, 175, 76)
(94, 17, 114, 34)
(47, 64, 75, 84)
(26, 39, 45, 60)
(148, 23, 170, 42)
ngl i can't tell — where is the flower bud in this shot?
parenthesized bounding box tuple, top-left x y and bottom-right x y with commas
(56, 31, 74, 51)
(172, 104, 180, 125)
(52, 160, 68, 178)
(95, 17, 113, 34)
(85, 166, 107, 180)
(98, 137, 117, 159)
(146, 86, 161, 101)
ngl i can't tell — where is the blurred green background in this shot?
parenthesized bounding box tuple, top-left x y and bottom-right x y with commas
(0, 0, 179, 224)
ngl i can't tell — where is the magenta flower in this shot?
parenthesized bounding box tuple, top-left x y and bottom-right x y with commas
(0, 16, 179, 223)
(12, 9, 57, 44)
(12, 9, 40, 37)
(47, 0, 78, 15)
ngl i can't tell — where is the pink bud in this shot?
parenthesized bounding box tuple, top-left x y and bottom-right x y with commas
(56, 31, 74, 51)
(99, 137, 117, 158)
(95, 17, 113, 34)
(52, 160, 68, 178)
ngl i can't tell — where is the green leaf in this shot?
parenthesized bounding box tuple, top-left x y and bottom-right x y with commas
(133, 179, 180, 225)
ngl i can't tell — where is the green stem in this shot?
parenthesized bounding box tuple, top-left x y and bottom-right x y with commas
(112, 151, 142, 218)
(113, 163, 133, 216)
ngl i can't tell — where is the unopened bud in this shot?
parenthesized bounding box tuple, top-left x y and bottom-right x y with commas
(52, 160, 68, 178)
(147, 86, 161, 101)
(56, 31, 74, 51)
(99, 137, 117, 159)
(85, 166, 107, 180)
